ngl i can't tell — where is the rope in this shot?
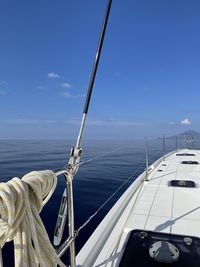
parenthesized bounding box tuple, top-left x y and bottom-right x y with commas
(0, 170, 66, 267)
(76, 161, 145, 233)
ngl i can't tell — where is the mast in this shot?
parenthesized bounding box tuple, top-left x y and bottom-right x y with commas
(62, 2, 113, 266)
(67, 0, 112, 173)
(75, 0, 112, 150)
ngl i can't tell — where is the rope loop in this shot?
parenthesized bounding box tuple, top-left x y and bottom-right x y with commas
(0, 170, 66, 267)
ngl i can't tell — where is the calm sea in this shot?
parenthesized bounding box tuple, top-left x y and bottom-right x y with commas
(0, 138, 191, 265)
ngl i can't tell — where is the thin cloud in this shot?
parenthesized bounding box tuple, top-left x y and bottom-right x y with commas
(4, 118, 151, 127)
(4, 118, 80, 125)
(47, 72, 60, 78)
(61, 91, 85, 99)
(61, 118, 150, 127)
(0, 81, 8, 95)
(180, 118, 191, 125)
(36, 85, 46, 90)
(0, 90, 5, 95)
(0, 81, 8, 86)
(64, 118, 81, 125)
(168, 121, 175, 125)
(61, 83, 72, 88)
(86, 119, 150, 127)
(5, 119, 57, 124)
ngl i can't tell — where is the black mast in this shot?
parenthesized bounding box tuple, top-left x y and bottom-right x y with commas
(76, 0, 112, 149)
(83, 0, 112, 115)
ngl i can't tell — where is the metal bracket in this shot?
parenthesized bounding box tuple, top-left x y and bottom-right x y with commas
(67, 147, 83, 176)
(55, 169, 76, 267)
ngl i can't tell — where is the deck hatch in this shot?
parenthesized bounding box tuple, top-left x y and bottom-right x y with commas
(176, 153, 196, 156)
(169, 180, 196, 188)
(119, 230, 200, 267)
(181, 161, 199, 165)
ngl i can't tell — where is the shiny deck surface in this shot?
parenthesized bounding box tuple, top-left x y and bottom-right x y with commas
(125, 149, 200, 237)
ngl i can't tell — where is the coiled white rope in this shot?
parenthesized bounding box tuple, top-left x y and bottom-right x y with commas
(0, 170, 66, 267)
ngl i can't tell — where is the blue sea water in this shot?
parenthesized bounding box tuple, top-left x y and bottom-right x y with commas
(0, 139, 189, 265)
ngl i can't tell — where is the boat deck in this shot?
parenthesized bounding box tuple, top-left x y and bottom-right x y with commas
(76, 149, 200, 267)
(125, 149, 200, 237)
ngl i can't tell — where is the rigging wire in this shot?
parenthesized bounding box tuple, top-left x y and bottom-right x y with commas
(77, 144, 142, 167)
(77, 147, 124, 166)
(76, 160, 145, 234)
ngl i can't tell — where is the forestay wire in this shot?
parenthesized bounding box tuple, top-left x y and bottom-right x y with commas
(76, 160, 145, 234)
(77, 147, 123, 167)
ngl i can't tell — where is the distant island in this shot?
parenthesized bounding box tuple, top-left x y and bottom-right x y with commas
(166, 130, 200, 140)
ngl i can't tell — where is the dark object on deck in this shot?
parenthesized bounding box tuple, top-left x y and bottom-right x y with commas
(181, 161, 199, 165)
(169, 180, 196, 188)
(119, 230, 200, 267)
(176, 153, 196, 156)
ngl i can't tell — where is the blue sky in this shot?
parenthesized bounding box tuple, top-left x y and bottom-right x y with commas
(0, 0, 200, 139)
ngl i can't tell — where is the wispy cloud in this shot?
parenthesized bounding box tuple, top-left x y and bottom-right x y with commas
(86, 119, 150, 127)
(0, 81, 8, 95)
(5, 119, 57, 124)
(0, 90, 5, 95)
(61, 91, 85, 99)
(61, 83, 72, 88)
(36, 85, 46, 90)
(4, 117, 151, 127)
(0, 81, 8, 86)
(180, 118, 191, 125)
(47, 72, 60, 78)
(63, 118, 150, 127)
(5, 118, 79, 125)
(6, 119, 41, 124)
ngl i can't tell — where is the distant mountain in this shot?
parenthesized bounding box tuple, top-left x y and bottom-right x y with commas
(167, 130, 200, 139)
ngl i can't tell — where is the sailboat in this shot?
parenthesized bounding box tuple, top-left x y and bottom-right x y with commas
(1, 0, 200, 266)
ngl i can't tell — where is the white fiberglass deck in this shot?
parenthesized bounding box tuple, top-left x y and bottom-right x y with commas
(125, 149, 200, 236)
(76, 149, 200, 267)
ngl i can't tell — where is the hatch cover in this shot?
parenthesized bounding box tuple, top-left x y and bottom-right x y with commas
(170, 180, 196, 188)
(181, 161, 199, 165)
(119, 230, 200, 267)
(176, 153, 196, 156)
